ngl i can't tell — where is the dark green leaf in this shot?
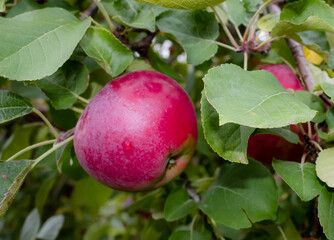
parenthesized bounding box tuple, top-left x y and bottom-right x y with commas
(0, 160, 34, 218)
(35, 61, 89, 109)
(0, 8, 91, 81)
(80, 27, 133, 77)
(103, 0, 156, 32)
(164, 188, 197, 221)
(273, 160, 323, 201)
(19, 208, 40, 240)
(35, 176, 56, 215)
(0, 91, 33, 124)
(168, 230, 210, 240)
(318, 187, 334, 240)
(203, 64, 316, 128)
(326, 106, 334, 132)
(157, 9, 219, 65)
(201, 94, 254, 163)
(199, 160, 278, 229)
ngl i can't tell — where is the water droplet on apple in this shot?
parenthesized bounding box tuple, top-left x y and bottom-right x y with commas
(123, 141, 132, 151)
(2, 174, 7, 178)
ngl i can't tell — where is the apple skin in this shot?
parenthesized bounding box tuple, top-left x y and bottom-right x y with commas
(73, 71, 198, 192)
(247, 64, 305, 164)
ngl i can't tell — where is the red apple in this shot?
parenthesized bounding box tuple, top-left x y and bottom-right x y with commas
(247, 64, 305, 164)
(73, 71, 198, 192)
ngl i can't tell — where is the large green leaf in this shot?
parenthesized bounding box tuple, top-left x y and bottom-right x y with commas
(0, 160, 34, 219)
(80, 27, 133, 77)
(0, 91, 33, 124)
(34, 61, 89, 110)
(135, 0, 224, 10)
(225, 0, 246, 27)
(0, 8, 91, 81)
(318, 187, 334, 240)
(157, 9, 219, 65)
(316, 148, 334, 188)
(164, 188, 197, 221)
(103, 0, 156, 32)
(203, 64, 316, 128)
(273, 160, 323, 201)
(271, 0, 334, 38)
(201, 94, 254, 164)
(199, 160, 278, 229)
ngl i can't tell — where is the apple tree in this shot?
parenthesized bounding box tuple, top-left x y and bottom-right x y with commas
(0, 0, 334, 239)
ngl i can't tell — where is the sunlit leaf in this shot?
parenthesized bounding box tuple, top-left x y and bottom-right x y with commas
(316, 148, 334, 188)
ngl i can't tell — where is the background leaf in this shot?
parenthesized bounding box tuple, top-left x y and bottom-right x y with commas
(201, 94, 254, 163)
(0, 8, 91, 81)
(252, 127, 300, 144)
(199, 160, 278, 229)
(164, 188, 197, 221)
(80, 27, 134, 77)
(203, 64, 316, 128)
(37, 215, 65, 240)
(0, 91, 33, 124)
(157, 9, 219, 65)
(273, 160, 323, 201)
(103, 0, 156, 32)
(19, 208, 40, 240)
(318, 187, 334, 240)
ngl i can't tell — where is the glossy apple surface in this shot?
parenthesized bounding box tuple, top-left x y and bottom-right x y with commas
(247, 64, 305, 164)
(74, 71, 197, 192)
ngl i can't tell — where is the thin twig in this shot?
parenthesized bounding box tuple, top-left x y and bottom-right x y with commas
(244, 51, 248, 70)
(186, 182, 201, 203)
(211, 6, 239, 49)
(215, 41, 237, 51)
(5, 139, 57, 162)
(32, 108, 60, 140)
(92, 0, 115, 32)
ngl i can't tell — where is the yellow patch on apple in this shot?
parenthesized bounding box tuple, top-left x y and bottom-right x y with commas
(135, 0, 225, 9)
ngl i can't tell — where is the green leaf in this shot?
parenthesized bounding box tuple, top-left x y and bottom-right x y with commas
(0, 90, 33, 124)
(0, 0, 5, 12)
(252, 127, 300, 144)
(35, 176, 56, 215)
(322, 83, 334, 101)
(103, 0, 156, 32)
(0, 160, 34, 219)
(203, 64, 316, 128)
(199, 160, 278, 229)
(164, 188, 197, 221)
(225, 0, 246, 27)
(273, 160, 323, 201)
(157, 9, 219, 65)
(135, 0, 224, 10)
(316, 148, 334, 188)
(70, 177, 113, 210)
(37, 215, 65, 240)
(20, 208, 40, 240)
(318, 187, 334, 240)
(257, 13, 279, 32)
(34, 61, 89, 110)
(271, 0, 334, 38)
(0, 8, 91, 81)
(326, 106, 334, 132)
(293, 90, 326, 123)
(80, 27, 133, 77)
(309, 63, 334, 88)
(168, 230, 210, 240)
(201, 94, 254, 164)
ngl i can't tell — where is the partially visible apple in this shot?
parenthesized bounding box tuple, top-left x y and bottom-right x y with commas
(247, 64, 305, 164)
(74, 71, 198, 192)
